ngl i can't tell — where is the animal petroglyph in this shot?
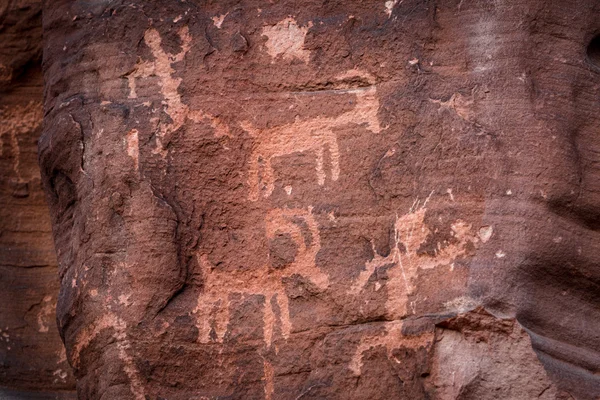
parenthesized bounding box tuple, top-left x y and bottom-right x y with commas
(127, 27, 228, 156)
(194, 207, 329, 347)
(349, 320, 433, 376)
(244, 87, 381, 201)
(350, 197, 477, 319)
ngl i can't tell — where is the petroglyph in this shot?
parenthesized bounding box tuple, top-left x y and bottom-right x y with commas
(0, 102, 43, 180)
(244, 87, 381, 201)
(71, 312, 145, 400)
(335, 69, 377, 86)
(385, 1, 399, 18)
(37, 295, 54, 333)
(350, 196, 477, 319)
(349, 320, 434, 376)
(127, 27, 190, 154)
(430, 92, 474, 124)
(263, 359, 275, 400)
(52, 369, 68, 383)
(212, 13, 228, 29)
(194, 207, 329, 346)
(127, 28, 228, 155)
(262, 17, 312, 63)
(126, 128, 139, 170)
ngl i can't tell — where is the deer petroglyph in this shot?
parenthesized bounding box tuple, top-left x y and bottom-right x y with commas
(243, 87, 382, 201)
(350, 196, 477, 319)
(194, 207, 329, 347)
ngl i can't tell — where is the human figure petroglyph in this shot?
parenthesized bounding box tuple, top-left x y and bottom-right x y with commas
(194, 207, 329, 346)
(350, 196, 477, 319)
(243, 87, 382, 201)
(127, 27, 229, 156)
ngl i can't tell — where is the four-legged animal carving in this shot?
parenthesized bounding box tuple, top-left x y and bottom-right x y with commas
(244, 87, 382, 201)
(194, 207, 329, 346)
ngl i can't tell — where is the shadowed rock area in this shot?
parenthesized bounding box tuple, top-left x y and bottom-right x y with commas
(1, 0, 599, 399)
(0, 0, 75, 398)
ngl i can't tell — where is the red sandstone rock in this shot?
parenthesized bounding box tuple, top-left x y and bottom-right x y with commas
(3, 0, 596, 398)
(0, 0, 75, 396)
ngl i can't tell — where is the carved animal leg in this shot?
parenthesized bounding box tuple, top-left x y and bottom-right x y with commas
(276, 292, 291, 340)
(247, 153, 260, 201)
(194, 300, 213, 344)
(316, 146, 325, 185)
(262, 157, 275, 198)
(263, 296, 275, 347)
(213, 298, 230, 342)
(326, 131, 340, 182)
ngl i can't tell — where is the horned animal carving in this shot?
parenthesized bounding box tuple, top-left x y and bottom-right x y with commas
(243, 87, 382, 201)
(194, 207, 329, 346)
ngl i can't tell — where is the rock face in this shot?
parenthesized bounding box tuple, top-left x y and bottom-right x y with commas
(36, 0, 600, 399)
(0, 0, 75, 397)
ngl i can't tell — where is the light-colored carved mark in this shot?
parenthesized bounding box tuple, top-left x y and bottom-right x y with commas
(0, 102, 43, 180)
(244, 86, 381, 201)
(128, 28, 230, 154)
(262, 18, 312, 63)
(349, 320, 434, 376)
(53, 369, 68, 383)
(71, 313, 145, 400)
(37, 295, 53, 333)
(126, 129, 139, 170)
(350, 194, 477, 319)
(0, 328, 10, 348)
(212, 13, 228, 29)
(263, 359, 275, 400)
(193, 207, 329, 347)
(335, 69, 377, 86)
(57, 347, 67, 364)
(385, 0, 399, 18)
(478, 226, 493, 243)
(430, 92, 475, 124)
(127, 27, 190, 155)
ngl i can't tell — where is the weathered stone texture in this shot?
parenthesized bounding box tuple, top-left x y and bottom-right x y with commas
(37, 0, 600, 399)
(0, 0, 75, 396)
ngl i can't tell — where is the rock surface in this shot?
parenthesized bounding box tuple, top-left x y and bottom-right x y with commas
(0, 0, 76, 397)
(29, 0, 600, 398)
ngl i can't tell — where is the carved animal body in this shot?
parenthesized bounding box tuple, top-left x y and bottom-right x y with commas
(243, 87, 382, 201)
(194, 207, 329, 346)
